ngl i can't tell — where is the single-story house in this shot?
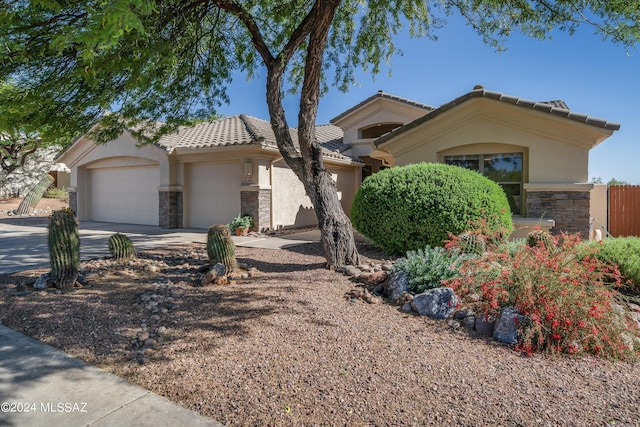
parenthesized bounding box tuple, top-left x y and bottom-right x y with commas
(58, 85, 619, 236)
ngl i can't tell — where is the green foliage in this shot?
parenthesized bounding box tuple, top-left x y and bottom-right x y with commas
(48, 208, 79, 290)
(228, 214, 254, 231)
(582, 237, 640, 295)
(44, 187, 69, 201)
(446, 233, 639, 360)
(206, 224, 238, 274)
(16, 174, 54, 215)
(394, 246, 473, 293)
(108, 233, 137, 260)
(2, 1, 639, 141)
(351, 163, 512, 255)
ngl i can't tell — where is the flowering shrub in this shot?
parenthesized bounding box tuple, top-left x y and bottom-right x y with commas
(445, 233, 640, 360)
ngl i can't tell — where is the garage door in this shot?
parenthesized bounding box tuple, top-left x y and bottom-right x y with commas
(188, 163, 242, 228)
(90, 165, 159, 225)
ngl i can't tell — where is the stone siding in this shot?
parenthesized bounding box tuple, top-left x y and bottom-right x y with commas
(526, 191, 590, 236)
(69, 190, 78, 215)
(241, 189, 271, 231)
(159, 191, 183, 229)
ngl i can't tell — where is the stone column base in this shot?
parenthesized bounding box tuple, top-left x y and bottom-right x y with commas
(159, 190, 183, 229)
(241, 189, 271, 231)
(526, 191, 590, 236)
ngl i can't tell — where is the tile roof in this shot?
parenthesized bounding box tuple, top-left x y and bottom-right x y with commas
(375, 87, 621, 147)
(157, 114, 356, 161)
(330, 90, 435, 124)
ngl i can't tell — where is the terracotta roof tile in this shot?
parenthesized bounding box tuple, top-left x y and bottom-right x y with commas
(375, 87, 620, 147)
(330, 90, 434, 123)
(156, 115, 356, 162)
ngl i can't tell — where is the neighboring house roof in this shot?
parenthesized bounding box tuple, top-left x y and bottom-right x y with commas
(330, 90, 435, 124)
(157, 114, 355, 161)
(375, 87, 621, 147)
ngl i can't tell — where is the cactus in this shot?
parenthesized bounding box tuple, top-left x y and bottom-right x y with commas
(457, 231, 486, 256)
(108, 233, 137, 260)
(16, 174, 55, 215)
(48, 208, 80, 290)
(526, 230, 555, 251)
(207, 224, 237, 274)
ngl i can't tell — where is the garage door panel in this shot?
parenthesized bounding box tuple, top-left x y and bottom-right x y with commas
(188, 163, 242, 228)
(90, 166, 159, 225)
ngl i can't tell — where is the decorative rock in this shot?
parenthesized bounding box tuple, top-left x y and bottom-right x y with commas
(213, 276, 229, 286)
(381, 263, 394, 271)
(137, 331, 150, 342)
(400, 302, 414, 313)
(493, 306, 526, 344)
(383, 271, 409, 305)
(33, 273, 51, 289)
(410, 288, 459, 319)
(341, 265, 361, 277)
(144, 338, 157, 347)
(462, 316, 476, 330)
(454, 308, 475, 320)
(367, 270, 388, 285)
(211, 262, 227, 277)
(157, 326, 167, 335)
(475, 315, 496, 336)
(447, 320, 461, 330)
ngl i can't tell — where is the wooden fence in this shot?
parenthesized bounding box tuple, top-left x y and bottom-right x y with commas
(609, 185, 640, 237)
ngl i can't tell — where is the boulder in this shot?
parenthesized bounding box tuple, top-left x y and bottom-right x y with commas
(410, 287, 459, 319)
(475, 315, 496, 336)
(493, 306, 526, 344)
(383, 271, 409, 305)
(367, 270, 388, 285)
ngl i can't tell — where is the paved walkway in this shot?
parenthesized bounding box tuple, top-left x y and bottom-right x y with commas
(0, 221, 320, 426)
(0, 221, 320, 274)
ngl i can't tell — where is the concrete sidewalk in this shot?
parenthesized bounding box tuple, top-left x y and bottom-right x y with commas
(0, 221, 320, 275)
(0, 325, 222, 427)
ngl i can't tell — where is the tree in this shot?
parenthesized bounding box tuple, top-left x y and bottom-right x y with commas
(608, 178, 631, 186)
(0, 83, 89, 192)
(1, 1, 639, 267)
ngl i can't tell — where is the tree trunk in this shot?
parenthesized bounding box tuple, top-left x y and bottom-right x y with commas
(262, 0, 361, 269)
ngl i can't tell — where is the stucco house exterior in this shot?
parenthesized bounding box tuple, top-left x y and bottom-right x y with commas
(58, 85, 619, 236)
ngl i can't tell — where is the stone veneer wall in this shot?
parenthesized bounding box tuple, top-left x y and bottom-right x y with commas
(526, 191, 590, 236)
(159, 191, 183, 229)
(69, 190, 78, 215)
(241, 189, 271, 231)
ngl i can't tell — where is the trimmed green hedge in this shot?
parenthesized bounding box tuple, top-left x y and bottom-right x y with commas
(351, 163, 513, 255)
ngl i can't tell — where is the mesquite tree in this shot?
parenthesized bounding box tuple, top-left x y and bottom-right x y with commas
(1, 1, 638, 268)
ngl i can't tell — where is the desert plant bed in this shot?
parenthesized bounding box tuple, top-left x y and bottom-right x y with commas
(1, 242, 639, 426)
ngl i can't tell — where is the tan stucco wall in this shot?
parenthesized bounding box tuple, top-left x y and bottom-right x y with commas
(270, 162, 358, 229)
(379, 98, 611, 184)
(333, 98, 431, 158)
(590, 183, 608, 240)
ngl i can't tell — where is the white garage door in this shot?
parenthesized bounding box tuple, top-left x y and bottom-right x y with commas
(90, 165, 159, 225)
(188, 163, 242, 228)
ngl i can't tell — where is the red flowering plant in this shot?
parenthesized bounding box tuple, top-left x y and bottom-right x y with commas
(445, 230, 640, 360)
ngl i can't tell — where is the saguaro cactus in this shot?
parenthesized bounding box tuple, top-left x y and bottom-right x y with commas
(108, 233, 137, 260)
(16, 174, 55, 215)
(207, 224, 237, 274)
(48, 208, 80, 290)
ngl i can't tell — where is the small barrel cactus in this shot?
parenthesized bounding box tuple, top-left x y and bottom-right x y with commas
(207, 224, 237, 274)
(48, 208, 80, 289)
(456, 231, 486, 256)
(108, 233, 137, 260)
(526, 230, 555, 251)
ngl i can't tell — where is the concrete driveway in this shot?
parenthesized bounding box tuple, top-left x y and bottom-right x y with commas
(0, 221, 320, 275)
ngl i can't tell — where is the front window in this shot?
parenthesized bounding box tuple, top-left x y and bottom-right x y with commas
(445, 152, 523, 215)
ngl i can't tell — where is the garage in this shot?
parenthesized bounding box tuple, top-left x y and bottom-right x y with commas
(187, 162, 243, 228)
(89, 165, 160, 225)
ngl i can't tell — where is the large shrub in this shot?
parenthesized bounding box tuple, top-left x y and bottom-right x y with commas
(351, 163, 512, 255)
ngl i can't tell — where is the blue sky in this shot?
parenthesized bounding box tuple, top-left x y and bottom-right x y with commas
(217, 14, 639, 184)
